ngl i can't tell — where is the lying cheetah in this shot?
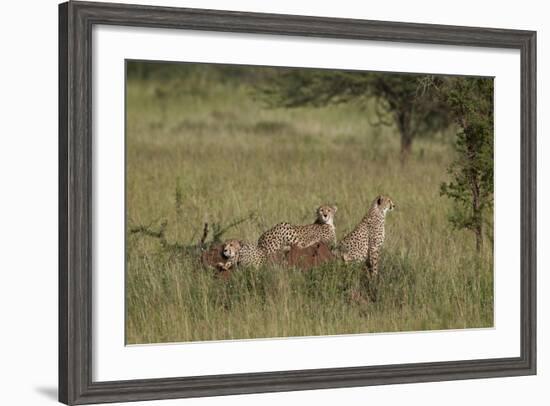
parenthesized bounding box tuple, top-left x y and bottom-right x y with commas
(338, 195, 395, 275)
(257, 205, 337, 256)
(217, 239, 266, 270)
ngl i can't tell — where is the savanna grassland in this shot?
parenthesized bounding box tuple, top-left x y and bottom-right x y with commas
(125, 63, 493, 345)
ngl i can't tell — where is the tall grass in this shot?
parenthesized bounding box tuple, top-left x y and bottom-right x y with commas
(125, 65, 493, 344)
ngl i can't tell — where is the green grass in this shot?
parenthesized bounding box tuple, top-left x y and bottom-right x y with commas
(125, 66, 493, 344)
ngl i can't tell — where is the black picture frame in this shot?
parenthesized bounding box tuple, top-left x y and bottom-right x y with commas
(59, 1, 537, 404)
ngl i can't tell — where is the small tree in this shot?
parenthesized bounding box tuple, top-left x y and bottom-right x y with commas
(439, 77, 494, 252)
(257, 69, 451, 162)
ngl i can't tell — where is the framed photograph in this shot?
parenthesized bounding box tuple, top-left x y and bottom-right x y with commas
(59, 1, 536, 404)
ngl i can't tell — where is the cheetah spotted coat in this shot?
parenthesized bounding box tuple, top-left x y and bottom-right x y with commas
(220, 240, 266, 270)
(338, 195, 394, 274)
(257, 206, 337, 255)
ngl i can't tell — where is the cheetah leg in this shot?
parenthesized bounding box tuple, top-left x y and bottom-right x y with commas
(216, 260, 234, 271)
(367, 247, 380, 276)
(342, 252, 350, 263)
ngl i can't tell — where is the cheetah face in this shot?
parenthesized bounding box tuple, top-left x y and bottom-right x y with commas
(222, 239, 241, 259)
(316, 205, 337, 225)
(374, 195, 395, 215)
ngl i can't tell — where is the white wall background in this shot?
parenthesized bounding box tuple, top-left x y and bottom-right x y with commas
(0, 0, 546, 405)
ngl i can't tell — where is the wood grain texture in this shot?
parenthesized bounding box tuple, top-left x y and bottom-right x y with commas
(58, 3, 69, 404)
(58, 1, 537, 404)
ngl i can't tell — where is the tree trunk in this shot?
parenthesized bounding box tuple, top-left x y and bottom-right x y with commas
(400, 134, 413, 164)
(474, 220, 483, 252)
(397, 111, 413, 164)
(470, 174, 483, 252)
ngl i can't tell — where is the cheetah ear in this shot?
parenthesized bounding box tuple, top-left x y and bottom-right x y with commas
(332, 205, 338, 212)
(377, 195, 383, 206)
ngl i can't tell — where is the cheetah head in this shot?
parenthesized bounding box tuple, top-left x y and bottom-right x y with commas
(222, 239, 242, 259)
(316, 205, 337, 226)
(373, 195, 395, 216)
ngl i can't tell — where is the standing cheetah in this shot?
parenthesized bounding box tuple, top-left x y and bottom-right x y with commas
(258, 205, 337, 256)
(218, 239, 266, 270)
(338, 195, 395, 275)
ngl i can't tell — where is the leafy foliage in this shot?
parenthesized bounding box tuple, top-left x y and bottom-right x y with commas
(438, 77, 494, 251)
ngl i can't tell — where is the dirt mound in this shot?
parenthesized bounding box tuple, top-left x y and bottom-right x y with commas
(287, 242, 336, 271)
(201, 244, 228, 272)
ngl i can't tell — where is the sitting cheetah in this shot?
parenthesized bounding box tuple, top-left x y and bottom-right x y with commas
(338, 195, 395, 275)
(257, 205, 337, 256)
(217, 239, 266, 270)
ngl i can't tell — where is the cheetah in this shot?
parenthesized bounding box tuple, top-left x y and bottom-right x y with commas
(338, 195, 395, 275)
(257, 205, 337, 256)
(217, 239, 266, 270)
